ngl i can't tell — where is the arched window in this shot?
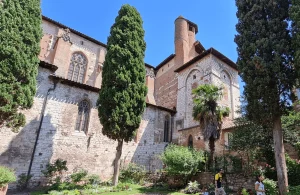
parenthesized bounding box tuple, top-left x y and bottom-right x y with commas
(163, 115, 170, 142)
(188, 135, 193, 148)
(75, 100, 90, 133)
(67, 52, 88, 83)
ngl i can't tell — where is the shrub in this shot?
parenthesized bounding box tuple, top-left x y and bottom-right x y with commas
(184, 181, 200, 194)
(160, 144, 205, 180)
(16, 173, 32, 190)
(70, 169, 88, 183)
(288, 185, 300, 195)
(86, 174, 101, 185)
(42, 159, 68, 184)
(119, 163, 147, 184)
(286, 155, 300, 186)
(0, 166, 16, 187)
(263, 178, 278, 195)
(241, 188, 249, 195)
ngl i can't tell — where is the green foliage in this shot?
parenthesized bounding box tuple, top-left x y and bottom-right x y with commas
(119, 163, 147, 184)
(42, 159, 68, 184)
(241, 188, 249, 195)
(231, 117, 273, 152)
(291, 0, 300, 83)
(235, 0, 293, 124)
(16, 173, 32, 190)
(183, 181, 200, 194)
(0, 166, 16, 187)
(160, 144, 205, 179)
(286, 155, 300, 186)
(86, 174, 101, 185)
(0, 0, 42, 131)
(48, 189, 81, 195)
(288, 185, 300, 195)
(97, 4, 147, 142)
(70, 169, 88, 183)
(192, 84, 229, 168)
(263, 178, 278, 195)
(282, 111, 300, 145)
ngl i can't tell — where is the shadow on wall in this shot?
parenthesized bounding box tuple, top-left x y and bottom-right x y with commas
(0, 114, 56, 188)
(129, 108, 169, 172)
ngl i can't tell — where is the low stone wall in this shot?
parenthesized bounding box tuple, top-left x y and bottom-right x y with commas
(193, 172, 255, 192)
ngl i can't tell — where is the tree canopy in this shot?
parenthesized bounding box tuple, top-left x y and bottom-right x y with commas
(97, 4, 147, 142)
(0, 0, 42, 131)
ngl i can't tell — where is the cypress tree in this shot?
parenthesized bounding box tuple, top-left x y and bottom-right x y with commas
(97, 4, 147, 186)
(235, 1, 293, 194)
(0, 0, 42, 132)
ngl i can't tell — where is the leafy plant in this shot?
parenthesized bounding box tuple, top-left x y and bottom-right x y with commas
(288, 185, 300, 195)
(160, 144, 205, 182)
(241, 188, 249, 195)
(119, 163, 147, 184)
(286, 155, 300, 186)
(42, 159, 68, 184)
(263, 178, 278, 195)
(0, 166, 16, 187)
(70, 169, 88, 183)
(16, 173, 32, 190)
(184, 181, 200, 194)
(86, 174, 101, 185)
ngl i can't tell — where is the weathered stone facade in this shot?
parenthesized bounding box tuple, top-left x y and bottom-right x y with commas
(0, 15, 241, 188)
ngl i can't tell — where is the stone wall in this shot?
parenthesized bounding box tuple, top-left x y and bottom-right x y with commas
(0, 67, 170, 188)
(194, 172, 255, 192)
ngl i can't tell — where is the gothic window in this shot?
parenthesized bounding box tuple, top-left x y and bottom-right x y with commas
(163, 115, 170, 142)
(75, 100, 90, 133)
(188, 135, 193, 148)
(67, 52, 88, 83)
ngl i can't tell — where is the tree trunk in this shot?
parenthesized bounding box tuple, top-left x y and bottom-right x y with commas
(112, 139, 123, 186)
(272, 116, 288, 195)
(208, 136, 215, 170)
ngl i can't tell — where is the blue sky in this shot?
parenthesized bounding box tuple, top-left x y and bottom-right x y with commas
(41, 0, 243, 92)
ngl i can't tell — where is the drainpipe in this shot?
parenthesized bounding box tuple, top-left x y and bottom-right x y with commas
(26, 79, 58, 188)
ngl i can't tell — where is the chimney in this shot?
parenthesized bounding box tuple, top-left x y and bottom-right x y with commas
(174, 16, 198, 67)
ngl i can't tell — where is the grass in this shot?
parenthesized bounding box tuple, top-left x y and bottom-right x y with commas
(30, 184, 186, 195)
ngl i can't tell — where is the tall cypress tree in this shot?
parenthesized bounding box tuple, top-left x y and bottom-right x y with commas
(235, 1, 293, 194)
(97, 4, 147, 186)
(0, 0, 42, 132)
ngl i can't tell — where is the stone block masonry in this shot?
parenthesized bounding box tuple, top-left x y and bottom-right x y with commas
(0, 67, 170, 188)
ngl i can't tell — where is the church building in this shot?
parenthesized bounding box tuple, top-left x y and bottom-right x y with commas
(0, 15, 240, 186)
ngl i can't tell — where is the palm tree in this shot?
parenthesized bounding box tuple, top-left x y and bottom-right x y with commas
(192, 84, 230, 169)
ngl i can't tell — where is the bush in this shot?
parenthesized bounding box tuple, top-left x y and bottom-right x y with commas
(0, 166, 16, 187)
(86, 174, 101, 185)
(241, 188, 249, 195)
(288, 185, 300, 195)
(42, 159, 68, 184)
(263, 178, 278, 195)
(16, 173, 32, 190)
(184, 181, 200, 194)
(160, 144, 205, 180)
(70, 169, 88, 183)
(286, 155, 300, 186)
(119, 163, 147, 184)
